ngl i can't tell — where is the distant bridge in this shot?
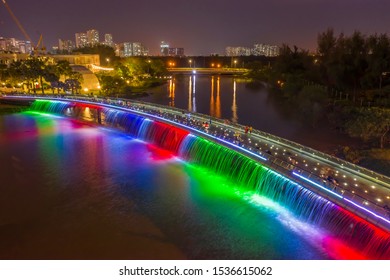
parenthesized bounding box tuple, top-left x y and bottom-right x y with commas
(167, 67, 249, 75)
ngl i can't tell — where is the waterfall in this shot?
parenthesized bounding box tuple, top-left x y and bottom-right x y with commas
(179, 134, 390, 259)
(29, 100, 390, 259)
(29, 100, 72, 114)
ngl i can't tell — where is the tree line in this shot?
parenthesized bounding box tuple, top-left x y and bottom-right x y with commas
(247, 29, 390, 149)
(1, 57, 83, 94)
(0, 45, 169, 96)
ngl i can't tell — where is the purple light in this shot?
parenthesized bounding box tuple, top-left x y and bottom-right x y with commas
(343, 198, 390, 225)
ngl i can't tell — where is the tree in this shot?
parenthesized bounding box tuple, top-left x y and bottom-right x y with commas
(345, 108, 390, 149)
(363, 34, 390, 93)
(43, 64, 60, 94)
(0, 63, 8, 84)
(274, 44, 311, 77)
(317, 28, 337, 87)
(73, 44, 117, 66)
(98, 75, 125, 95)
(65, 71, 83, 94)
(23, 57, 47, 94)
(56, 60, 73, 80)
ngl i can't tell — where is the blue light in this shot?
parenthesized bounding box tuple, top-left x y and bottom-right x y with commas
(292, 172, 343, 199)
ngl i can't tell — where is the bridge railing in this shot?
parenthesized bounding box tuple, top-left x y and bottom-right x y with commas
(128, 97, 390, 187)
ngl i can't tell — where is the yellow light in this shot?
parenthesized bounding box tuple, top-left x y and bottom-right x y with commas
(84, 88, 88, 92)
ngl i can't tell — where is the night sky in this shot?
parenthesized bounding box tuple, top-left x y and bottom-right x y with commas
(1, 0, 390, 55)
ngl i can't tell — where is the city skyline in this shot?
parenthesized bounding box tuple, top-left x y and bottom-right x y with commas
(1, 0, 390, 55)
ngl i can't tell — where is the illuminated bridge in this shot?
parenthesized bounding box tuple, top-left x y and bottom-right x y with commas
(1, 94, 390, 258)
(167, 67, 249, 75)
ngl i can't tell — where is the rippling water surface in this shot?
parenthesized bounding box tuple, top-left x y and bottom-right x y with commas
(0, 112, 357, 259)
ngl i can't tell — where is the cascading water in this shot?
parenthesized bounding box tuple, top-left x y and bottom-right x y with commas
(179, 134, 390, 259)
(29, 100, 390, 259)
(29, 100, 72, 114)
(101, 108, 189, 154)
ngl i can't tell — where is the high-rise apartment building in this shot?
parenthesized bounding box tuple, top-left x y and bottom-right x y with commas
(87, 29, 99, 46)
(225, 44, 279, 57)
(132, 42, 148, 56)
(75, 32, 87, 48)
(225, 46, 251, 56)
(117, 42, 148, 57)
(58, 39, 75, 52)
(122, 42, 132, 57)
(160, 41, 169, 56)
(168, 47, 184, 57)
(252, 44, 279, 57)
(104, 34, 114, 47)
(0, 37, 31, 53)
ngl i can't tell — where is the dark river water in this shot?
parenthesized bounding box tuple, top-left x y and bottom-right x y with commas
(142, 75, 358, 152)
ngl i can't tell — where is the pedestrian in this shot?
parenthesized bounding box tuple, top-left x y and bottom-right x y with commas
(249, 126, 253, 133)
(245, 126, 248, 134)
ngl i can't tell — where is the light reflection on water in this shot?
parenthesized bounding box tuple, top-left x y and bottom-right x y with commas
(142, 75, 360, 152)
(0, 112, 336, 259)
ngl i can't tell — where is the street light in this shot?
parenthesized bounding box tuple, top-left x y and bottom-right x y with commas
(234, 60, 237, 68)
(189, 59, 192, 68)
(147, 60, 151, 75)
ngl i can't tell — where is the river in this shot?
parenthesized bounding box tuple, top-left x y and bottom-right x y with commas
(141, 74, 360, 153)
(0, 111, 367, 260)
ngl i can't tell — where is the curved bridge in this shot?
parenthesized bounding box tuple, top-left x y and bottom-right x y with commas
(1, 94, 390, 257)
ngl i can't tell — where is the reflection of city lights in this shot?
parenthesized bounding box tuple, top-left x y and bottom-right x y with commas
(91, 64, 114, 71)
(232, 79, 237, 123)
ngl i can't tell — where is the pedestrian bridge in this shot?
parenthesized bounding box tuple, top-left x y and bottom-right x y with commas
(167, 67, 248, 75)
(1, 94, 390, 257)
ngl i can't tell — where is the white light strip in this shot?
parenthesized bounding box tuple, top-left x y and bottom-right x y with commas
(293, 172, 343, 199)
